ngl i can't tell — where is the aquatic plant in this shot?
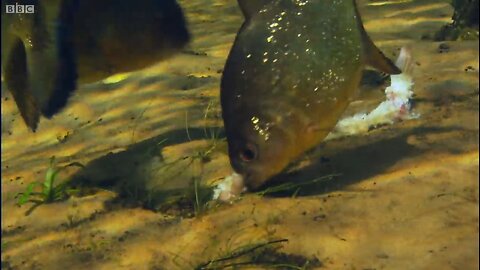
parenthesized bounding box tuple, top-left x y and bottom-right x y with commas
(16, 156, 84, 213)
(140, 100, 223, 216)
(187, 99, 225, 163)
(435, 0, 479, 40)
(451, 0, 479, 30)
(183, 100, 225, 216)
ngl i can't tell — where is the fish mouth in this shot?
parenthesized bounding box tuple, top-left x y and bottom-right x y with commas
(229, 166, 255, 191)
(230, 158, 273, 191)
(237, 170, 269, 191)
(228, 147, 270, 191)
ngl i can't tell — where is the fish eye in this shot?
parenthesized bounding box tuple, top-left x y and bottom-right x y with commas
(239, 143, 257, 162)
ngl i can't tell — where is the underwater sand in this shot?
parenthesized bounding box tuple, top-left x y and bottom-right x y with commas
(1, 0, 478, 269)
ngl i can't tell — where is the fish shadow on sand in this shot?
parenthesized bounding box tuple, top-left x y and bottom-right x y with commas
(262, 125, 472, 198)
(70, 126, 225, 206)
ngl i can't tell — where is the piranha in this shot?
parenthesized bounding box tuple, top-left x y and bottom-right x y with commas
(220, 0, 402, 191)
(1, 0, 190, 131)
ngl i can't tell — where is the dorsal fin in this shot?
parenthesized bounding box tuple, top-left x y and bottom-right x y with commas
(352, 0, 401, 75)
(237, 0, 271, 20)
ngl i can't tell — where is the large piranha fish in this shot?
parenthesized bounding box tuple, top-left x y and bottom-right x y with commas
(2, 0, 190, 131)
(221, 0, 402, 190)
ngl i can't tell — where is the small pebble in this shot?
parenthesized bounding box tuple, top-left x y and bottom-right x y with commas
(464, 66, 475, 72)
(438, 43, 450, 53)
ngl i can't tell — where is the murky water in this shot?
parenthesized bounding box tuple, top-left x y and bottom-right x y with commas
(1, 0, 478, 269)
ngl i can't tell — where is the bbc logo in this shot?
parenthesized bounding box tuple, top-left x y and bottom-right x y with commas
(5, 4, 35, 13)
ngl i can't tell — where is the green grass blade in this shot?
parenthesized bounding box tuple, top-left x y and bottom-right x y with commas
(43, 167, 59, 201)
(17, 182, 41, 205)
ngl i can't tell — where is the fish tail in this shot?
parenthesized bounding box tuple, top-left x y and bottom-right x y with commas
(40, 0, 79, 118)
(3, 39, 41, 131)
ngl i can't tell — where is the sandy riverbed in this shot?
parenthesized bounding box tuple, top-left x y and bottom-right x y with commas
(1, 0, 478, 269)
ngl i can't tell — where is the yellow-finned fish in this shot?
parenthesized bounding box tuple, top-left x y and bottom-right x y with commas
(2, 0, 190, 131)
(221, 0, 401, 190)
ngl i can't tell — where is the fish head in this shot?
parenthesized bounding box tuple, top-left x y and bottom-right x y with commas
(222, 97, 310, 190)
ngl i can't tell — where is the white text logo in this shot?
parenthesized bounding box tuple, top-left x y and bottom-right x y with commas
(6, 4, 35, 14)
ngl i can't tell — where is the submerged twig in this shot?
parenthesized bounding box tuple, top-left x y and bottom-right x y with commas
(256, 173, 341, 196)
(131, 98, 154, 144)
(200, 261, 305, 269)
(196, 239, 288, 270)
(185, 110, 192, 142)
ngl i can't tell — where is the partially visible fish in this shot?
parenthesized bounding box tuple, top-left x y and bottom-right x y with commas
(220, 0, 401, 190)
(2, 0, 190, 131)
